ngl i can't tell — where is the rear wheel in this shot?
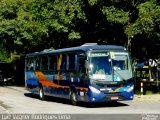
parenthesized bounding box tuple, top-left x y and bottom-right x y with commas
(70, 90, 77, 106)
(39, 86, 45, 100)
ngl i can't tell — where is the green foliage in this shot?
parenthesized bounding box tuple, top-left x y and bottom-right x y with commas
(19, 0, 86, 50)
(125, 1, 160, 38)
(0, 0, 160, 61)
(68, 31, 81, 40)
(0, 45, 11, 62)
(88, 0, 98, 6)
(102, 6, 129, 24)
(0, 0, 23, 19)
(0, 0, 86, 55)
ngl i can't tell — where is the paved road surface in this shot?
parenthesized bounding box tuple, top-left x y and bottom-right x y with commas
(0, 86, 160, 120)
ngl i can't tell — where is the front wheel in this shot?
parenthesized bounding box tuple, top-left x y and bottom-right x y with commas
(39, 86, 45, 100)
(70, 91, 77, 106)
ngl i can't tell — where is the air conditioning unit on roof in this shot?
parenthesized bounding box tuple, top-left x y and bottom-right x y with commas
(81, 43, 97, 46)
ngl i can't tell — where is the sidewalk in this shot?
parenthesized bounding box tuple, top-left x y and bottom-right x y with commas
(134, 94, 160, 101)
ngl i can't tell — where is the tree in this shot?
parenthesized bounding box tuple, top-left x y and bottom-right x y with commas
(0, 0, 24, 57)
(125, 1, 160, 39)
(125, 0, 160, 59)
(1, 0, 160, 62)
(18, 0, 86, 50)
(0, 0, 86, 55)
(77, 0, 131, 46)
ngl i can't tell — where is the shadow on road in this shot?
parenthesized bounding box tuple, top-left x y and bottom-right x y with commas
(24, 93, 129, 108)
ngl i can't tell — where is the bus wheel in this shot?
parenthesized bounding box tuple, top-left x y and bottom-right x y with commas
(39, 86, 45, 100)
(70, 91, 77, 106)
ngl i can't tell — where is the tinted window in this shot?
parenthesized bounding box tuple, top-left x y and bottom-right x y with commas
(41, 56, 49, 70)
(78, 53, 86, 74)
(35, 57, 41, 70)
(49, 55, 57, 71)
(26, 57, 34, 71)
(68, 53, 76, 70)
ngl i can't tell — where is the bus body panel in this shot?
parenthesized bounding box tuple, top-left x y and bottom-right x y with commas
(26, 70, 134, 102)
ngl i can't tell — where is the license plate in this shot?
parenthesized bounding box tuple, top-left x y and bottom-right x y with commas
(111, 96, 119, 100)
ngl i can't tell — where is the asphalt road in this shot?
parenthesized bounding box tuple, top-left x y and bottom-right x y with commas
(0, 86, 160, 120)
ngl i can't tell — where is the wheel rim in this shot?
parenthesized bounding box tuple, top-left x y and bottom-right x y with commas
(72, 93, 76, 102)
(39, 88, 43, 98)
(71, 92, 77, 105)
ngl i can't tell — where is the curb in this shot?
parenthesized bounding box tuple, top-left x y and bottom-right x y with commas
(140, 98, 160, 101)
(134, 95, 160, 101)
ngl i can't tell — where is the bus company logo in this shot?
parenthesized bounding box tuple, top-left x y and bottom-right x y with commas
(142, 114, 159, 120)
(100, 87, 113, 92)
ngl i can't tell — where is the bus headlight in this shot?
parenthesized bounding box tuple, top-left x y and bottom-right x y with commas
(126, 85, 134, 92)
(89, 86, 101, 93)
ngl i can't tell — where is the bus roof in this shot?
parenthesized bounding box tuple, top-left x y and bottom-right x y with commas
(26, 45, 126, 56)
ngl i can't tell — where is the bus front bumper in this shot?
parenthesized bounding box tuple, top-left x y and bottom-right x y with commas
(77, 91, 134, 103)
(87, 91, 134, 103)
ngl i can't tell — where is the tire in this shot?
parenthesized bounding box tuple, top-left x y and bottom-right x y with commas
(39, 86, 45, 100)
(70, 90, 77, 106)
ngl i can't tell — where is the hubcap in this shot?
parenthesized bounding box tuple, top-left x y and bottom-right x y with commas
(72, 93, 76, 102)
(40, 88, 43, 98)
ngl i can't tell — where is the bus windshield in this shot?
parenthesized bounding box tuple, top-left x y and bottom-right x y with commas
(88, 52, 112, 81)
(112, 52, 129, 71)
(111, 52, 132, 81)
(88, 52, 132, 81)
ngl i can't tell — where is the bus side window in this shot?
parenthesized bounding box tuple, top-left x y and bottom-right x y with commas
(49, 55, 57, 71)
(41, 56, 49, 71)
(68, 53, 76, 71)
(26, 57, 34, 71)
(35, 57, 41, 70)
(78, 53, 86, 75)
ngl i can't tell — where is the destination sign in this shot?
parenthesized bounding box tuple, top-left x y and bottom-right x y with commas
(88, 53, 108, 57)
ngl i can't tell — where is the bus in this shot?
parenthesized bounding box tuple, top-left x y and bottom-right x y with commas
(25, 44, 134, 105)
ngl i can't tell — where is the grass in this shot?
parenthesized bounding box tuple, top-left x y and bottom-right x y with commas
(145, 91, 160, 95)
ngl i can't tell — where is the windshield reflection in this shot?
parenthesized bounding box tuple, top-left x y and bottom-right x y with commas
(112, 55, 129, 71)
(89, 54, 112, 80)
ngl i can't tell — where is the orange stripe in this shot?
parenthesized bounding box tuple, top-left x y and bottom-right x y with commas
(113, 87, 123, 92)
(76, 87, 88, 91)
(35, 71, 60, 87)
(34, 71, 88, 90)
